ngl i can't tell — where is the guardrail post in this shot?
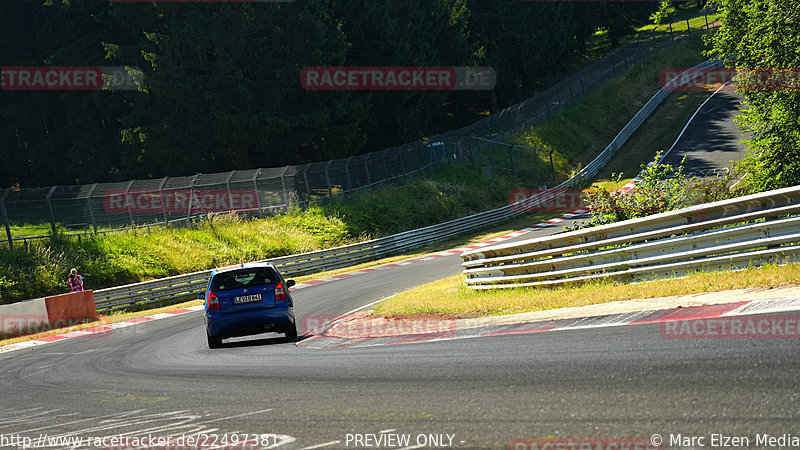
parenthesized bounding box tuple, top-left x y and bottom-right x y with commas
(1, 189, 13, 250)
(86, 183, 98, 234)
(45, 186, 58, 235)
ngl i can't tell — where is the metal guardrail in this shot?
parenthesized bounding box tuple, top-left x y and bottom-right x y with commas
(93, 202, 519, 311)
(461, 186, 800, 289)
(92, 60, 722, 311)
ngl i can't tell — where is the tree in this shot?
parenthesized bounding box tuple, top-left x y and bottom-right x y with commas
(709, 0, 800, 191)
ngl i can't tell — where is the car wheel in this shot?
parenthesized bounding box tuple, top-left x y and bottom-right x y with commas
(284, 323, 298, 341)
(207, 332, 223, 349)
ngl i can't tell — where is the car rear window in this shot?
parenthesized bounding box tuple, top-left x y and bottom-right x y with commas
(211, 268, 279, 292)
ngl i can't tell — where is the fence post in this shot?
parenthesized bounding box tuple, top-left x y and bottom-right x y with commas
(86, 183, 99, 234)
(398, 146, 407, 180)
(1, 189, 13, 250)
(123, 180, 135, 228)
(279, 166, 291, 207)
(185, 174, 199, 224)
(381, 151, 390, 180)
(364, 154, 373, 187)
(252, 169, 264, 217)
(156, 177, 169, 225)
(323, 160, 333, 199)
(45, 186, 58, 235)
(508, 145, 516, 177)
(343, 157, 354, 192)
(225, 171, 235, 214)
(549, 150, 556, 181)
(669, 22, 674, 44)
(567, 80, 574, 103)
(686, 19, 691, 37)
(302, 165, 312, 201)
(580, 73, 587, 96)
(705, 11, 709, 29)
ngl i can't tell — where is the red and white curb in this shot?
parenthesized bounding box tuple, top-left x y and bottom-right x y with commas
(297, 295, 800, 349)
(0, 305, 205, 354)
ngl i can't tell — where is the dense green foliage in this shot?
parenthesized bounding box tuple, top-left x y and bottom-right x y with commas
(708, 0, 800, 191)
(0, 0, 659, 188)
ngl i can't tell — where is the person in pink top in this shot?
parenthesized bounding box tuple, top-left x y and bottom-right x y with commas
(68, 268, 84, 292)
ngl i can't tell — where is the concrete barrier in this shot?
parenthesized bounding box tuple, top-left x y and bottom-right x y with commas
(0, 291, 97, 338)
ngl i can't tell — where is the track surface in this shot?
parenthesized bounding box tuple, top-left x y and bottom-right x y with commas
(0, 91, 764, 450)
(662, 90, 750, 174)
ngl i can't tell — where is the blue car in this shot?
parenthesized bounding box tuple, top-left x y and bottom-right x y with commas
(198, 262, 297, 348)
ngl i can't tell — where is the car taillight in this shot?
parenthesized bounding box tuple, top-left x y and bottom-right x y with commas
(208, 292, 220, 310)
(275, 283, 287, 301)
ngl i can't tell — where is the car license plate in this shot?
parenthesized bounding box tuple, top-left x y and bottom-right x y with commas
(234, 294, 262, 304)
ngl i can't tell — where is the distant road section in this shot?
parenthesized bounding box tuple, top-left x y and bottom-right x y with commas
(662, 90, 750, 174)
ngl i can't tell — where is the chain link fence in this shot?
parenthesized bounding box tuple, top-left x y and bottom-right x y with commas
(0, 12, 716, 249)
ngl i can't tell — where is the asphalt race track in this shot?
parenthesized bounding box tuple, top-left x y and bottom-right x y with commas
(661, 90, 750, 176)
(1, 309, 798, 449)
(0, 91, 771, 450)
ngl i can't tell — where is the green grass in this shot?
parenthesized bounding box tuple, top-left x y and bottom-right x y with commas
(372, 263, 800, 318)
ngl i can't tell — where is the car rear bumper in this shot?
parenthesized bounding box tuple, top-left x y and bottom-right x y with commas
(206, 305, 294, 338)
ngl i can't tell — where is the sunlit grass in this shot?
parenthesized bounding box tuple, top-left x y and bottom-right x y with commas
(374, 263, 800, 318)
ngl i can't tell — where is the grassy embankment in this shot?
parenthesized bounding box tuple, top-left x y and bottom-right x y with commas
(0, 24, 710, 305)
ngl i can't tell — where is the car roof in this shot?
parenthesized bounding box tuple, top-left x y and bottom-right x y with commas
(211, 261, 277, 276)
